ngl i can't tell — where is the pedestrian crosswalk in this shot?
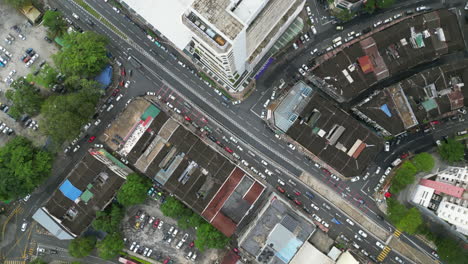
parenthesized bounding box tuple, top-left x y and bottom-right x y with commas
(4, 260, 26, 264)
(393, 229, 403, 238)
(377, 246, 392, 262)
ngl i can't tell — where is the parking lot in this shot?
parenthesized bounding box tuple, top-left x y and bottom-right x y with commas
(0, 2, 59, 146)
(122, 186, 221, 264)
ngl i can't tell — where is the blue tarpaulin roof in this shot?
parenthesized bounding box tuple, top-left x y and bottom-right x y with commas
(59, 180, 82, 201)
(94, 65, 113, 89)
(380, 104, 392, 117)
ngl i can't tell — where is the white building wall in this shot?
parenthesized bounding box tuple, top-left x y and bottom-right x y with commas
(437, 200, 468, 236)
(231, 29, 247, 76)
(437, 166, 468, 185)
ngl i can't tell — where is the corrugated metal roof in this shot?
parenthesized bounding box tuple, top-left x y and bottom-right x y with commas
(32, 208, 75, 240)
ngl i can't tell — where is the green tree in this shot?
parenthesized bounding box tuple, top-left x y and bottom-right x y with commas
(27, 64, 59, 89)
(97, 232, 124, 260)
(64, 76, 101, 92)
(387, 198, 408, 224)
(0, 137, 53, 200)
(42, 10, 67, 37)
(53, 32, 109, 78)
(161, 196, 192, 219)
(435, 236, 468, 264)
(29, 259, 47, 264)
(41, 87, 101, 143)
(396, 207, 423, 234)
(92, 204, 124, 233)
(334, 9, 354, 22)
(391, 161, 417, 193)
(411, 152, 434, 172)
(376, 0, 395, 9)
(438, 139, 465, 163)
(69, 236, 97, 258)
(5, 79, 44, 119)
(195, 222, 230, 251)
(363, 0, 376, 14)
(116, 173, 151, 207)
(3, 0, 32, 8)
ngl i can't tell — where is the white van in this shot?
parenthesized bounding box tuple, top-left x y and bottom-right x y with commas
(263, 99, 270, 108)
(332, 36, 342, 44)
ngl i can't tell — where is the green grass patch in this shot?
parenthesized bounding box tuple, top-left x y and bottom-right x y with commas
(455, 133, 468, 141)
(26, 64, 58, 89)
(119, 251, 152, 264)
(73, 0, 102, 19)
(100, 18, 127, 39)
(110, 0, 123, 9)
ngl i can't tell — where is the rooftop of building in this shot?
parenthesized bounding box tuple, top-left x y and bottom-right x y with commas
(240, 194, 315, 264)
(103, 98, 265, 236)
(290, 242, 334, 264)
(41, 153, 126, 236)
(355, 60, 468, 135)
(277, 83, 382, 177)
(312, 9, 464, 102)
(420, 178, 465, 198)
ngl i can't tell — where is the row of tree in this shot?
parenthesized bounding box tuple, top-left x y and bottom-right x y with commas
(160, 196, 230, 251)
(390, 152, 434, 194)
(68, 173, 151, 259)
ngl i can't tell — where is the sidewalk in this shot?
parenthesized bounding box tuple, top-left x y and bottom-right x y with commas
(299, 171, 390, 240)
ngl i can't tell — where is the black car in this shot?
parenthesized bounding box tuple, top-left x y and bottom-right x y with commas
(376, 215, 384, 220)
(208, 135, 217, 142)
(362, 27, 371, 34)
(302, 207, 311, 214)
(85, 19, 95, 26)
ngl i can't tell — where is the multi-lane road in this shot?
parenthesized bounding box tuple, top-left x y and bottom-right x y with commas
(2, 0, 466, 263)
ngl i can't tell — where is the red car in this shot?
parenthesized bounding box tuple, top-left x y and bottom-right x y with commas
(88, 136, 96, 143)
(163, 258, 170, 264)
(322, 168, 331, 175)
(120, 67, 126, 76)
(430, 120, 440, 125)
(224, 147, 233, 153)
(189, 241, 194, 248)
(153, 218, 160, 228)
(184, 116, 191, 121)
(276, 186, 285, 193)
(294, 190, 301, 196)
(294, 199, 302, 206)
(400, 153, 409, 159)
(233, 248, 239, 254)
(112, 88, 120, 96)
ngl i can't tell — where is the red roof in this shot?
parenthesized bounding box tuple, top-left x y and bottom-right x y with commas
(419, 179, 464, 198)
(358, 55, 374, 74)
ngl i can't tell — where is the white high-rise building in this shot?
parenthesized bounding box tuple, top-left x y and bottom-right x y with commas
(121, 0, 305, 92)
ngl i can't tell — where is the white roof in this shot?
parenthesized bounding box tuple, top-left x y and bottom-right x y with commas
(123, 0, 194, 49)
(232, 0, 268, 24)
(412, 185, 435, 208)
(290, 242, 334, 264)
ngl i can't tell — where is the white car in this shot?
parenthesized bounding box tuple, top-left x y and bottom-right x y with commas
(94, 119, 101, 126)
(302, 64, 309, 71)
(347, 31, 355, 37)
(277, 179, 285, 186)
(182, 233, 189, 242)
(346, 218, 355, 226)
(361, 249, 369, 256)
(158, 221, 164, 229)
(363, 172, 370, 180)
(354, 234, 363, 241)
(21, 222, 28, 232)
(310, 203, 319, 211)
(395, 256, 404, 263)
(384, 167, 392, 176)
(73, 145, 81, 152)
(176, 240, 183, 249)
(310, 26, 317, 35)
(250, 167, 259, 174)
(261, 160, 268, 166)
(112, 6, 120, 13)
(288, 143, 296, 150)
(214, 89, 222, 96)
(147, 35, 155, 42)
(375, 167, 381, 174)
(331, 174, 340, 181)
(310, 48, 318, 55)
(321, 220, 329, 228)
(124, 81, 130, 88)
(298, 68, 306, 76)
(373, 21, 383, 28)
(384, 141, 390, 152)
(116, 94, 123, 101)
(23, 194, 31, 202)
(94, 144, 103, 148)
(72, 13, 79, 19)
(312, 214, 321, 222)
(383, 18, 393, 24)
(358, 230, 367, 238)
(350, 176, 360, 182)
(265, 169, 273, 176)
(393, 13, 403, 19)
(146, 91, 156, 96)
(306, 6, 312, 16)
(241, 160, 249, 167)
(376, 241, 385, 249)
(416, 6, 429, 12)
(129, 242, 137, 251)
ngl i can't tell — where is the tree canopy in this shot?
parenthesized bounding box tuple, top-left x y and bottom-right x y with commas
(41, 87, 100, 143)
(3, 0, 32, 8)
(363, 0, 376, 14)
(334, 9, 354, 22)
(29, 259, 47, 264)
(160, 196, 192, 219)
(0, 137, 53, 200)
(97, 232, 124, 260)
(390, 161, 417, 193)
(69, 236, 97, 258)
(195, 222, 230, 252)
(438, 139, 465, 163)
(376, 0, 395, 9)
(411, 152, 434, 172)
(42, 10, 68, 37)
(396, 207, 423, 234)
(435, 236, 468, 264)
(53, 31, 109, 78)
(5, 79, 44, 119)
(92, 204, 124, 233)
(116, 173, 151, 207)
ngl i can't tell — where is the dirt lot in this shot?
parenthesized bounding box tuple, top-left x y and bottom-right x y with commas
(122, 194, 222, 264)
(0, 2, 59, 147)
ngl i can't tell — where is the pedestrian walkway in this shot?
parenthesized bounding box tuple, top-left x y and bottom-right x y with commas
(377, 246, 392, 262)
(3, 260, 26, 264)
(394, 229, 403, 238)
